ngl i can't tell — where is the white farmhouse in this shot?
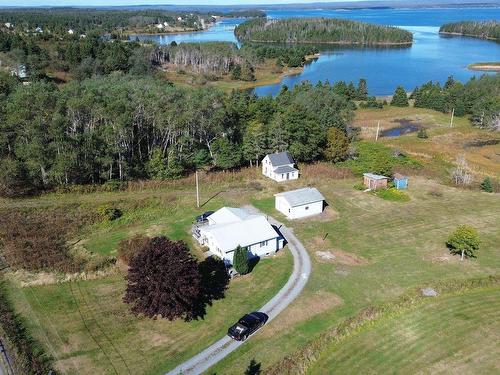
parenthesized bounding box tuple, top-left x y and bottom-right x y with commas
(275, 187, 325, 220)
(262, 151, 299, 182)
(193, 207, 284, 265)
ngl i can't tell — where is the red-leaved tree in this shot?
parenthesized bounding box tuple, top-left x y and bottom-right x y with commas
(123, 236, 202, 321)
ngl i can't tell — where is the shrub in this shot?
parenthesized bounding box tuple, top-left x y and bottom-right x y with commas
(451, 155, 473, 187)
(353, 183, 365, 191)
(97, 205, 122, 221)
(447, 225, 480, 261)
(233, 245, 250, 275)
(117, 234, 151, 264)
(417, 128, 429, 139)
(373, 188, 410, 202)
(480, 177, 493, 193)
(427, 188, 443, 198)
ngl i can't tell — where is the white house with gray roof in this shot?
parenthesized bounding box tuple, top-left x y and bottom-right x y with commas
(262, 151, 299, 182)
(193, 207, 285, 265)
(275, 187, 325, 219)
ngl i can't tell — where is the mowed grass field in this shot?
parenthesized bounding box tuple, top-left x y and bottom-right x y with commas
(310, 286, 500, 374)
(209, 175, 500, 374)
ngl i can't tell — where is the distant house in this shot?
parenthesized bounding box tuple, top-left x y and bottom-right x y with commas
(193, 207, 284, 265)
(262, 152, 299, 182)
(68, 29, 74, 35)
(35, 26, 43, 33)
(11, 65, 28, 80)
(156, 23, 164, 29)
(275, 187, 325, 219)
(4, 23, 12, 29)
(363, 173, 388, 190)
(393, 173, 409, 190)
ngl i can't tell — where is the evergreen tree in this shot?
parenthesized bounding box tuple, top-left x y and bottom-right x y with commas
(480, 177, 493, 193)
(233, 245, 249, 275)
(391, 86, 409, 107)
(357, 78, 368, 100)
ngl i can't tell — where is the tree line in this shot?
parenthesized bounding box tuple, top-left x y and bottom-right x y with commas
(0, 74, 358, 196)
(235, 18, 413, 45)
(439, 20, 500, 40)
(0, 8, 250, 37)
(409, 75, 500, 130)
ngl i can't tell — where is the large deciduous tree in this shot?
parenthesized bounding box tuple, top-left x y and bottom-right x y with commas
(324, 127, 349, 163)
(123, 236, 202, 320)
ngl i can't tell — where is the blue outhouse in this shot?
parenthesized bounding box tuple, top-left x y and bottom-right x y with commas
(393, 173, 408, 190)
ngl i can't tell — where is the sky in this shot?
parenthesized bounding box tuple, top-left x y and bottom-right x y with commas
(1, 0, 365, 7)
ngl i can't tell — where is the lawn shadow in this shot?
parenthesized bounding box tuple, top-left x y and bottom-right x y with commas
(245, 359, 262, 375)
(201, 190, 225, 208)
(191, 256, 230, 320)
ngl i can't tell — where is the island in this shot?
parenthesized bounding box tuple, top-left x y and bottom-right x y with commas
(439, 20, 500, 41)
(235, 18, 414, 45)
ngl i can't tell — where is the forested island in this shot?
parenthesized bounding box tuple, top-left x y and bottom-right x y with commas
(439, 20, 500, 41)
(235, 18, 413, 45)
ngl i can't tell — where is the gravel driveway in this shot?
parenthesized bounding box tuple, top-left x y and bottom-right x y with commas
(166, 209, 311, 375)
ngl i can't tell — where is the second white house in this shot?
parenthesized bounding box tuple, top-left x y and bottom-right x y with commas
(275, 187, 326, 219)
(262, 151, 299, 182)
(193, 207, 285, 264)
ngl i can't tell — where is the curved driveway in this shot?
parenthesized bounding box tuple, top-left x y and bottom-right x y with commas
(166, 211, 311, 375)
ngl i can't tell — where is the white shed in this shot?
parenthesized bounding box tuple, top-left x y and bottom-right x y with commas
(275, 187, 325, 219)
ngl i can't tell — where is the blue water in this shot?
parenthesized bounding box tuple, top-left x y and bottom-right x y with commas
(135, 8, 500, 96)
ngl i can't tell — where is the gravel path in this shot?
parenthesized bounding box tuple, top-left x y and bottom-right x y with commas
(166, 210, 311, 375)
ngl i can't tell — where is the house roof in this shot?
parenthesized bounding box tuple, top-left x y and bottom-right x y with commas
(266, 151, 295, 167)
(208, 207, 250, 225)
(393, 173, 408, 180)
(363, 173, 389, 180)
(203, 208, 279, 252)
(275, 187, 325, 207)
(274, 165, 298, 174)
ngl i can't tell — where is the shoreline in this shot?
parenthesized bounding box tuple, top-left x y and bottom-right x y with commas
(439, 31, 498, 41)
(467, 62, 500, 71)
(241, 39, 413, 46)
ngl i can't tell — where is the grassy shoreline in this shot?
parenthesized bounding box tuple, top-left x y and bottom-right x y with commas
(439, 31, 499, 41)
(165, 53, 320, 92)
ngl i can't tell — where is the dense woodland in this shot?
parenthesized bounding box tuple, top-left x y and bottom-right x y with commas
(0, 74, 365, 196)
(410, 75, 500, 130)
(439, 20, 500, 40)
(235, 18, 413, 45)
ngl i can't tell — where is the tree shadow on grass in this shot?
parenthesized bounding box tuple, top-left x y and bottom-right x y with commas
(245, 359, 262, 375)
(191, 256, 230, 320)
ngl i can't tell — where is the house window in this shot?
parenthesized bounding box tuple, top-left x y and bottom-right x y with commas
(288, 208, 291, 213)
(260, 240, 268, 247)
(305, 206, 309, 210)
(281, 174, 284, 178)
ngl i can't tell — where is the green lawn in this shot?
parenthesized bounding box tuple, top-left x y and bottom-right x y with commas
(310, 286, 500, 374)
(209, 176, 500, 374)
(10, 252, 293, 375)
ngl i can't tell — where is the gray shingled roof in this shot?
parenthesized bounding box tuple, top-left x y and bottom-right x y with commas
(267, 151, 294, 166)
(274, 165, 298, 174)
(275, 187, 325, 207)
(363, 173, 388, 180)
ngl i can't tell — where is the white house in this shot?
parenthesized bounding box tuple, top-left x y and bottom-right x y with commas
(193, 207, 284, 264)
(68, 29, 74, 35)
(275, 187, 325, 220)
(262, 151, 299, 182)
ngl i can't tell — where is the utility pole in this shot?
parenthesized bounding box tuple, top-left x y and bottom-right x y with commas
(450, 108, 455, 128)
(375, 121, 380, 141)
(195, 170, 200, 208)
